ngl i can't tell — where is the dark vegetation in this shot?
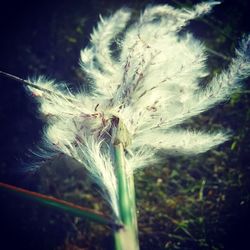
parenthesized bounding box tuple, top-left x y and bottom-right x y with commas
(0, 0, 249, 249)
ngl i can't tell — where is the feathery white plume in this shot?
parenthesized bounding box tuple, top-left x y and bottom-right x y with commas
(26, 2, 250, 216)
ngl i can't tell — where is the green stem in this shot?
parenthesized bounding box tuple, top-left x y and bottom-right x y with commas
(0, 181, 121, 229)
(128, 173, 139, 242)
(113, 134, 139, 250)
(115, 143, 131, 224)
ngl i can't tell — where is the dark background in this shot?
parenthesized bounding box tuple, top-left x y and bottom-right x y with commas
(0, 0, 249, 249)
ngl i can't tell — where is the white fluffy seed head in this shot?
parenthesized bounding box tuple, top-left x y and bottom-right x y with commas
(26, 2, 249, 216)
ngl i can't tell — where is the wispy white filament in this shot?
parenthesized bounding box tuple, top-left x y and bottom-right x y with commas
(131, 130, 229, 155)
(26, 2, 250, 216)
